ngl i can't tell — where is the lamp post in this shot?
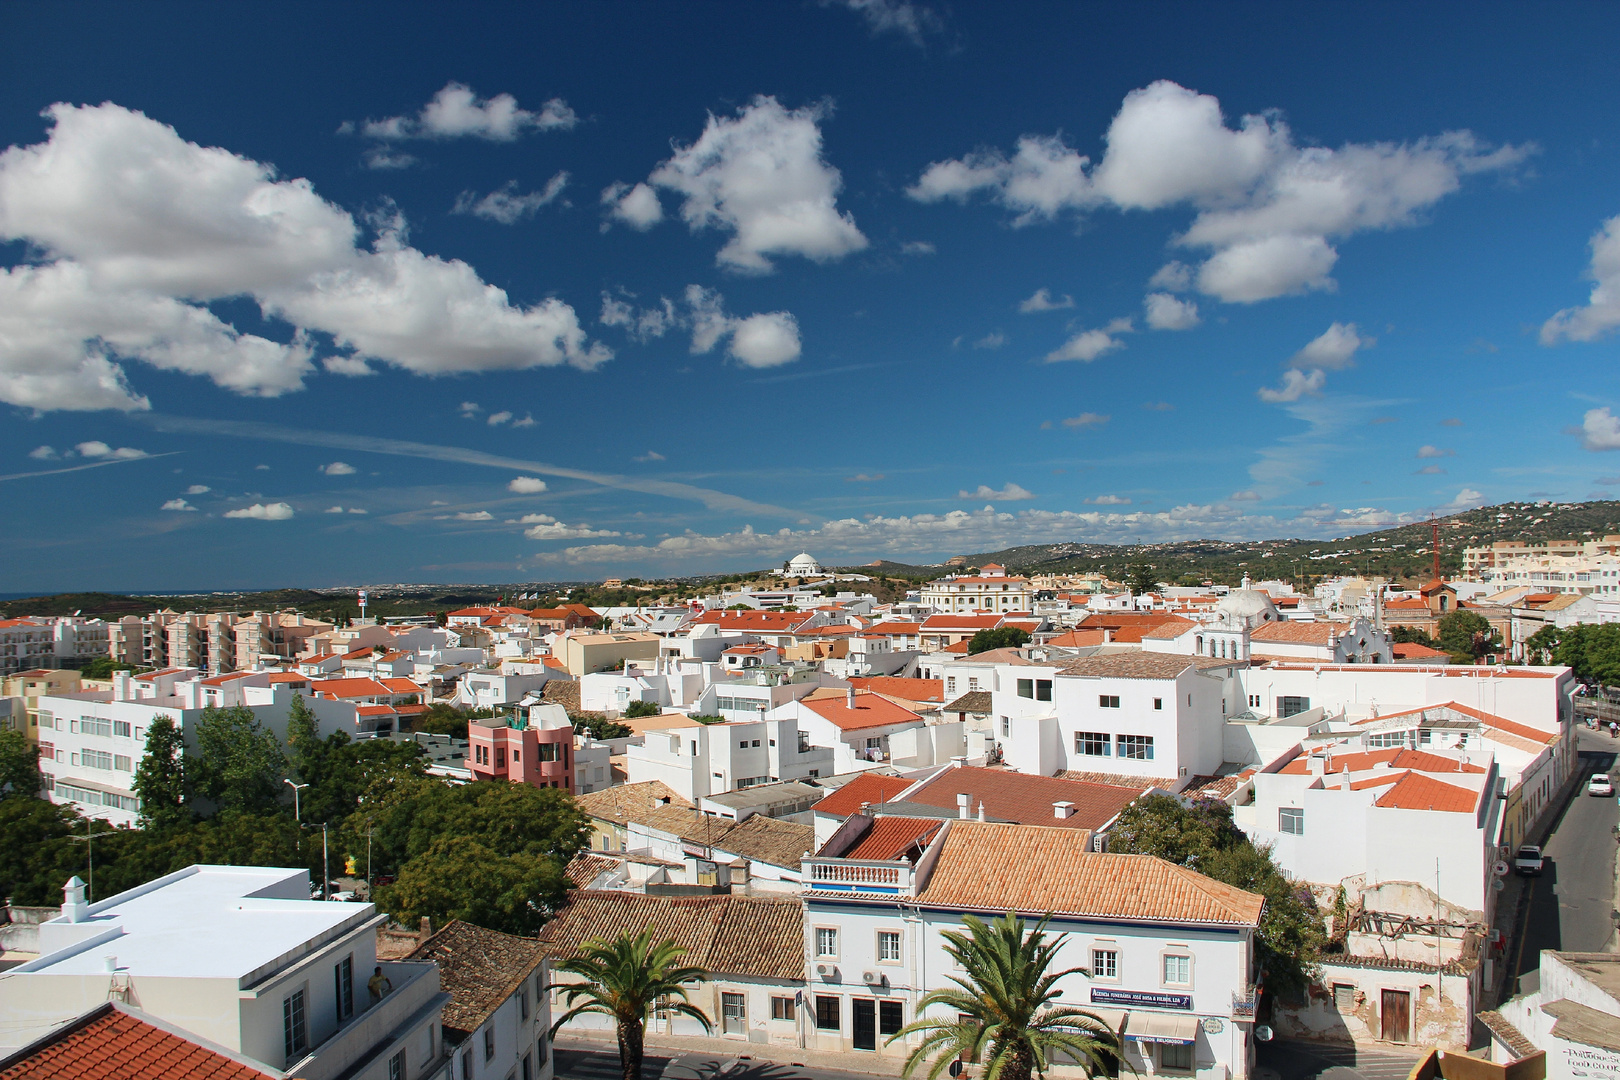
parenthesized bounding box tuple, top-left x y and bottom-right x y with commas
(284, 779, 308, 824)
(68, 815, 117, 902)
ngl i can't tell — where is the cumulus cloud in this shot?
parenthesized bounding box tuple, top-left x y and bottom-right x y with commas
(508, 476, 548, 493)
(682, 286, 802, 367)
(648, 96, 867, 272)
(487, 411, 513, 426)
(1085, 494, 1131, 505)
(76, 440, 146, 459)
(161, 497, 196, 511)
(973, 331, 1006, 349)
(362, 82, 577, 142)
(225, 502, 294, 520)
(185, 484, 210, 494)
(600, 182, 664, 231)
(1542, 215, 1620, 344)
(459, 401, 481, 417)
(27, 445, 56, 459)
(907, 80, 1530, 303)
(1148, 262, 1193, 291)
(0, 103, 610, 411)
(1576, 407, 1620, 451)
(830, 0, 944, 45)
(524, 519, 623, 540)
(452, 174, 568, 224)
(1143, 292, 1200, 330)
(1045, 318, 1132, 362)
(1018, 287, 1074, 313)
(959, 483, 1035, 501)
(512, 414, 535, 428)
(1060, 412, 1110, 429)
(1416, 445, 1455, 459)
(1257, 368, 1326, 403)
(320, 461, 356, 475)
(600, 293, 677, 342)
(325, 505, 345, 513)
(453, 511, 494, 521)
(1295, 321, 1372, 369)
(1450, 488, 1484, 507)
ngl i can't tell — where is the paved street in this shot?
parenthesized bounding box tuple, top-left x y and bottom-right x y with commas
(1513, 728, 1620, 982)
(1255, 1040, 1420, 1080)
(555, 1041, 895, 1080)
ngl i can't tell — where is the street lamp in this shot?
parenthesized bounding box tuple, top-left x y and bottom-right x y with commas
(285, 779, 308, 823)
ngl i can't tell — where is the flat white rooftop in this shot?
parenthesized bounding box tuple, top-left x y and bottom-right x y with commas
(23, 865, 377, 985)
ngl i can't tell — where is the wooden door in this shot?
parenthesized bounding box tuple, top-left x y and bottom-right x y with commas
(853, 999, 876, 1050)
(1381, 990, 1410, 1043)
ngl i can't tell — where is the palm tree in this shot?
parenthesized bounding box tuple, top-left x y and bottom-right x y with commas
(547, 927, 712, 1080)
(889, 912, 1122, 1080)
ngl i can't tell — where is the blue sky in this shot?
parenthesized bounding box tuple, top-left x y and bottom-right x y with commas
(3, 2, 1620, 591)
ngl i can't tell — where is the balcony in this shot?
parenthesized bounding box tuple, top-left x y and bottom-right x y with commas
(1231, 985, 1259, 1019)
(286, 960, 449, 1080)
(804, 858, 915, 897)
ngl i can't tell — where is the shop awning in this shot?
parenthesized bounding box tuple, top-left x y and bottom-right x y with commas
(1122, 1012, 1200, 1046)
(1076, 1008, 1127, 1033)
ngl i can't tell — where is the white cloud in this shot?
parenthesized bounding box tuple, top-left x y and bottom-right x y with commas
(1085, 494, 1130, 505)
(831, 0, 943, 46)
(160, 497, 196, 511)
(1416, 445, 1455, 459)
(254, 463, 270, 470)
(363, 83, 576, 141)
(1045, 318, 1132, 363)
(360, 147, 417, 171)
(1257, 368, 1326, 403)
(225, 501, 293, 520)
(600, 182, 664, 231)
(846, 473, 884, 482)
(1148, 261, 1192, 291)
(1061, 412, 1110, 429)
(959, 483, 1035, 501)
(1578, 407, 1620, 451)
(1294, 321, 1372, 370)
(682, 286, 801, 367)
(516, 513, 555, 525)
(348, 507, 367, 514)
(27, 445, 56, 459)
(600, 293, 677, 343)
(452, 174, 568, 224)
(452, 510, 494, 521)
(1542, 215, 1620, 344)
(512, 414, 536, 428)
(1018, 287, 1073, 313)
(900, 240, 935, 256)
(320, 461, 356, 475)
(0, 103, 609, 412)
(1143, 292, 1200, 330)
(1228, 490, 1261, 501)
(459, 401, 481, 416)
(1416, 465, 1447, 475)
(973, 331, 1006, 349)
(487, 411, 513, 426)
(649, 96, 867, 272)
(76, 440, 146, 459)
(185, 484, 210, 494)
(524, 520, 623, 540)
(1450, 488, 1484, 507)
(634, 451, 666, 462)
(508, 476, 548, 493)
(908, 79, 1529, 303)
(325, 505, 345, 513)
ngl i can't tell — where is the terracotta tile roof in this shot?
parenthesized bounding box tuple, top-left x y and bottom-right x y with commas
(1046, 629, 1108, 647)
(691, 610, 816, 631)
(868, 622, 921, 635)
(904, 766, 1142, 831)
(1057, 769, 1166, 788)
(921, 614, 1007, 630)
(1477, 1010, 1539, 1061)
(541, 678, 580, 709)
(1179, 772, 1255, 800)
(1059, 654, 1205, 680)
(407, 920, 546, 1038)
(918, 821, 1265, 927)
(540, 891, 803, 981)
(941, 640, 970, 653)
(265, 673, 310, 684)
(844, 817, 943, 860)
(380, 677, 421, 694)
(1250, 621, 1344, 644)
(944, 690, 993, 713)
(812, 772, 918, 816)
(1141, 617, 1199, 640)
(632, 805, 814, 870)
(563, 852, 620, 888)
(1075, 613, 1190, 630)
(849, 676, 944, 704)
(308, 676, 395, 698)
(1392, 642, 1448, 659)
(575, 780, 692, 826)
(1278, 746, 1487, 776)
(1373, 771, 1481, 813)
(802, 690, 925, 732)
(1350, 701, 1556, 745)
(0, 1003, 270, 1080)
(196, 672, 256, 687)
(954, 647, 1037, 665)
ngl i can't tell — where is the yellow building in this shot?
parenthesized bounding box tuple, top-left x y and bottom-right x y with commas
(1, 668, 82, 745)
(559, 631, 660, 676)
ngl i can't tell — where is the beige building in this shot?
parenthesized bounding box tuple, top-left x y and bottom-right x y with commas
(919, 563, 1035, 613)
(1464, 535, 1620, 577)
(558, 631, 660, 676)
(1, 668, 81, 745)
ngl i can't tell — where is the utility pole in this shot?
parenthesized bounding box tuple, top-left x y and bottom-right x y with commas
(69, 816, 117, 902)
(320, 823, 330, 901)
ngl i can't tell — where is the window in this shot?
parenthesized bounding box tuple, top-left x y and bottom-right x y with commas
(1279, 807, 1304, 835)
(1098, 694, 1120, 709)
(519, 985, 530, 1020)
(1153, 698, 1162, 711)
(1036, 680, 1052, 701)
(282, 989, 307, 1061)
(78, 716, 113, 737)
(1116, 735, 1154, 760)
(968, 677, 979, 692)
(485, 1026, 496, 1061)
(816, 927, 838, 958)
(334, 955, 353, 1021)
(879, 1000, 904, 1037)
(739, 740, 749, 748)
(946, 677, 956, 695)
(1366, 731, 1407, 749)
(1278, 695, 1310, 718)
(1248, 695, 1261, 708)
(463, 1049, 473, 1080)
(536, 1034, 548, 1067)
(495, 747, 505, 767)
(1162, 953, 1191, 986)
(113, 755, 132, 772)
(1160, 1043, 1194, 1072)
(1074, 732, 1110, 757)
(1332, 983, 1356, 1009)
(537, 742, 559, 761)
(772, 996, 796, 1021)
(387, 1049, 406, 1080)
(878, 930, 902, 962)
(815, 995, 841, 1031)
(669, 735, 681, 753)
(1091, 948, 1118, 980)
(1017, 678, 1034, 698)
(82, 749, 114, 770)
(113, 720, 132, 738)
(1001, 717, 1011, 737)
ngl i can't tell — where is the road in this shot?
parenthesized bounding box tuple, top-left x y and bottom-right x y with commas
(1514, 728, 1620, 979)
(555, 1042, 890, 1080)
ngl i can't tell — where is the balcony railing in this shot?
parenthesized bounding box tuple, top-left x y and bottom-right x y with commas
(804, 858, 913, 896)
(1232, 986, 1259, 1019)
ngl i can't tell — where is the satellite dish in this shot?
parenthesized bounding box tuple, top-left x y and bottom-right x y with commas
(1255, 1025, 1274, 1043)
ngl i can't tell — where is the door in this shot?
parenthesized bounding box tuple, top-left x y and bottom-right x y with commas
(722, 992, 746, 1036)
(853, 999, 876, 1051)
(1380, 989, 1410, 1043)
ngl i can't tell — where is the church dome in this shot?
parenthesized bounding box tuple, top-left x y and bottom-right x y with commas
(788, 552, 821, 574)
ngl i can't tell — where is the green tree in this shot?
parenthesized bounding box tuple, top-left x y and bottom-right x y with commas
(379, 836, 568, 935)
(622, 700, 660, 719)
(967, 626, 1031, 655)
(548, 928, 712, 1080)
(1525, 624, 1620, 685)
(187, 705, 287, 815)
(132, 713, 188, 828)
(1125, 564, 1157, 595)
(1389, 625, 1440, 649)
(0, 727, 41, 798)
(1437, 610, 1499, 664)
(81, 656, 136, 680)
(890, 912, 1117, 1080)
(573, 714, 634, 740)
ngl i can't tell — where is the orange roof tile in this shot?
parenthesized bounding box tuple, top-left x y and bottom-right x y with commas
(1279, 746, 1486, 776)
(265, 673, 309, 684)
(1046, 629, 1108, 647)
(691, 610, 816, 631)
(0, 1004, 270, 1080)
(1374, 771, 1480, 813)
(1392, 642, 1448, 659)
(1250, 621, 1344, 644)
(308, 676, 394, 698)
(812, 772, 918, 816)
(868, 622, 921, 635)
(1141, 617, 1199, 640)
(941, 640, 970, 653)
(802, 690, 924, 732)
(904, 766, 1143, 831)
(844, 817, 943, 860)
(848, 676, 944, 703)
(921, 614, 1008, 630)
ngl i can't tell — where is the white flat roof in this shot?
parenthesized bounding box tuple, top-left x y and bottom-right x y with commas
(26, 865, 376, 985)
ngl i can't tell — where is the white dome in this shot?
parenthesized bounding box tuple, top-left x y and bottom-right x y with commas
(788, 552, 820, 571)
(1217, 589, 1278, 622)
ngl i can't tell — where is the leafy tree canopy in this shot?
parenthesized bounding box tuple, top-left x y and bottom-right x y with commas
(1527, 623, 1620, 684)
(1437, 610, 1500, 663)
(0, 727, 41, 799)
(622, 700, 660, 719)
(967, 626, 1031, 655)
(187, 705, 287, 815)
(132, 713, 187, 829)
(1389, 625, 1439, 648)
(1125, 564, 1158, 595)
(574, 714, 633, 740)
(378, 836, 567, 936)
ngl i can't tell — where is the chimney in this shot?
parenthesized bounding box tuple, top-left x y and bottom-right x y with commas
(957, 792, 971, 820)
(846, 687, 856, 709)
(950, 756, 966, 769)
(419, 916, 433, 938)
(1307, 755, 1326, 777)
(860, 801, 872, 816)
(1337, 766, 1350, 791)
(1054, 801, 1075, 820)
(103, 956, 117, 973)
(62, 876, 88, 923)
(977, 802, 986, 822)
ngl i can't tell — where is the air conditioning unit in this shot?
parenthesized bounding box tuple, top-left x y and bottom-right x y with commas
(816, 963, 839, 980)
(863, 971, 886, 987)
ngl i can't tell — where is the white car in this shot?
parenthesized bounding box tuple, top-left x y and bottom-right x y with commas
(1515, 846, 1544, 876)
(1590, 774, 1614, 796)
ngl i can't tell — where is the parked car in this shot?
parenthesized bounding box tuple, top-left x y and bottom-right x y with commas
(1590, 774, 1614, 797)
(1515, 845, 1544, 876)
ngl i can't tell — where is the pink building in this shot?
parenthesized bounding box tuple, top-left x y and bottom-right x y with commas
(468, 703, 576, 792)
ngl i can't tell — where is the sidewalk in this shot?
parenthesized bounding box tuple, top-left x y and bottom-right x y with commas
(556, 1031, 911, 1078)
